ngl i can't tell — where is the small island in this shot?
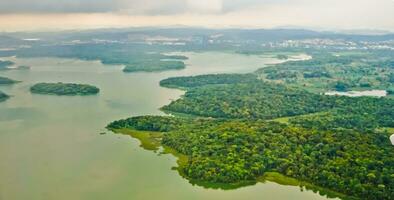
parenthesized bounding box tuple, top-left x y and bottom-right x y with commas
(276, 54, 289, 60)
(0, 76, 19, 85)
(0, 60, 15, 70)
(11, 65, 31, 70)
(30, 82, 100, 96)
(123, 60, 186, 73)
(0, 91, 9, 102)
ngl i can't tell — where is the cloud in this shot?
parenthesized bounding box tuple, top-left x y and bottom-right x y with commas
(0, 0, 122, 13)
(0, 0, 285, 14)
(0, 0, 393, 31)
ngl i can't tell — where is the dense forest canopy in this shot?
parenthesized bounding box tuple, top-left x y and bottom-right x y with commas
(162, 81, 336, 119)
(108, 115, 394, 200)
(160, 74, 394, 129)
(160, 74, 257, 89)
(30, 82, 100, 96)
(110, 68, 394, 200)
(123, 60, 186, 73)
(256, 51, 394, 93)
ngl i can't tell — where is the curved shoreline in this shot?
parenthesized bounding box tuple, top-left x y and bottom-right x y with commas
(111, 128, 353, 200)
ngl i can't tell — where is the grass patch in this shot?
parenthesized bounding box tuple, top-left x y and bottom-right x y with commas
(259, 172, 355, 200)
(112, 128, 163, 151)
(259, 172, 299, 186)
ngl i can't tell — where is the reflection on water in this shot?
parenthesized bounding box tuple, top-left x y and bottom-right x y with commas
(0, 52, 339, 200)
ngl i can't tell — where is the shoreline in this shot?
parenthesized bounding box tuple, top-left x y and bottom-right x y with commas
(111, 128, 354, 200)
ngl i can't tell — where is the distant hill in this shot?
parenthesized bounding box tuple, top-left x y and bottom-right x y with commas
(2, 28, 394, 45)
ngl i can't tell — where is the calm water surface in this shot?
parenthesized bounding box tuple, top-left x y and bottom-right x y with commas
(0, 52, 337, 200)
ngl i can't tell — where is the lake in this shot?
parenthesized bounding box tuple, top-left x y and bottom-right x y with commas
(0, 52, 338, 200)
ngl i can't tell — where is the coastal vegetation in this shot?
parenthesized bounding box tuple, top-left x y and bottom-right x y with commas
(161, 81, 335, 119)
(109, 69, 394, 199)
(30, 82, 99, 96)
(108, 115, 393, 200)
(0, 91, 9, 102)
(3, 28, 394, 200)
(123, 60, 185, 72)
(15, 43, 187, 73)
(160, 74, 257, 89)
(0, 76, 19, 84)
(0, 60, 14, 69)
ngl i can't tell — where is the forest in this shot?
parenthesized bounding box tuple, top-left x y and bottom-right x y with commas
(123, 60, 186, 72)
(109, 68, 394, 199)
(30, 82, 100, 96)
(256, 51, 394, 93)
(14, 43, 188, 73)
(161, 74, 394, 128)
(108, 115, 393, 200)
(160, 73, 257, 89)
(162, 81, 336, 119)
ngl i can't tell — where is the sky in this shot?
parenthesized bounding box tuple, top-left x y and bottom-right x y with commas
(0, 0, 393, 31)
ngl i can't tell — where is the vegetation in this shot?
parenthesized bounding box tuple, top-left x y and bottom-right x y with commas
(162, 81, 337, 119)
(0, 60, 14, 69)
(109, 68, 394, 199)
(160, 73, 257, 89)
(289, 97, 394, 131)
(388, 88, 394, 95)
(104, 48, 394, 199)
(161, 74, 394, 129)
(0, 91, 9, 102)
(256, 51, 394, 93)
(0, 76, 19, 85)
(108, 116, 394, 200)
(276, 54, 289, 60)
(165, 55, 189, 60)
(30, 82, 100, 96)
(123, 60, 185, 73)
(14, 65, 30, 70)
(112, 128, 163, 151)
(15, 43, 188, 73)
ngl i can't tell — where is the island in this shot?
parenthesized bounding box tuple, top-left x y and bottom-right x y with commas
(0, 76, 19, 85)
(0, 60, 14, 70)
(30, 82, 100, 96)
(14, 65, 30, 70)
(276, 54, 289, 60)
(109, 57, 394, 200)
(123, 60, 186, 73)
(14, 42, 188, 73)
(0, 91, 9, 102)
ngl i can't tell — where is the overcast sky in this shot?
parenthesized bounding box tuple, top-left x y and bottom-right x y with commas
(0, 0, 393, 31)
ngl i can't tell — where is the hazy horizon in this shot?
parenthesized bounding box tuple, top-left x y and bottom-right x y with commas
(0, 0, 393, 32)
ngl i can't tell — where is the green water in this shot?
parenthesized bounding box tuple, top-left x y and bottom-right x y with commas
(0, 52, 337, 200)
